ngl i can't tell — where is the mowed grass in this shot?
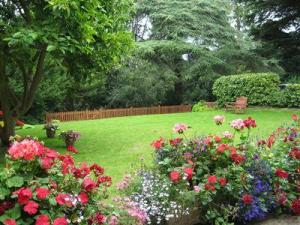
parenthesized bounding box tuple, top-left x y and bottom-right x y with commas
(14, 108, 300, 190)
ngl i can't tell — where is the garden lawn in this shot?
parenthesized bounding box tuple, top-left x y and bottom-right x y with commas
(13, 108, 300, 192)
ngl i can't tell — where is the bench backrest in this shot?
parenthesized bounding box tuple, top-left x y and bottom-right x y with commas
(235, 97, 248, 108)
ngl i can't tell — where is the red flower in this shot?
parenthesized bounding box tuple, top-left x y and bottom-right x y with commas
(275, 168, 289, 179)
(35, 214, 50, 225)
(16, 187, 33, 205)
(67, 145, 78, 154)
(88, 212, 107, 225)
(216, 144, 229, 154)
(242, 194, 253, 205)
(214, 136, 222, 143)
(276, 191, 287, 206)
(90, 164, 104, 176)
(59, 155, 75, 174)
(243, 117, 256, 128)
(183, 168, 193, 180)
(4, 219, 16, 225)
(73, 163, 90, 179)
(55, 193, 72, 207)
(292, 114, 299, 121)
(291, 198, 300, 215)
(289, 147, 300, 159)
(219, 177, 227, 186)
(231, 153, 245, 164)
(204, 183, 216, 191)
(267, 135, 275, 148)
(78, 192, 89, 205)
(36, 188, 50, 200)
(16, 120, 25, 127)
(169, 138, 183, 146)
(82, 178, 97, 192)
(24, 201, 39, 215)
(169, 171, 181, 183)
(53, 217, 68, 225)
(151, 137, 164, 149)
(97, 176, 112, 186)
(207, 175, 217, 184)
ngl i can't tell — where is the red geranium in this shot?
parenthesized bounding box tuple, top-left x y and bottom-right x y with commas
(90, 164, 104, 176)
(36, 188, 50, 200)
(289, 147, 300, 159)
(151, 137, 164, 149)
(78, 192, 89, 205)
(55, 193, 72, 206)
(169, 138, 183, 146)
(217, 144, 229, 154)
(291, 198, 300, 215)
(82, 178, 97, 192)
(214, 136, 222, 143)
(53, 217, 68, 225)
(231, 153, 245, 164)
(207, 175, 217, 184)
(4, 219, 16, 225)
(40, 157, 54, 170)
(184, 167, 193, 180)
(204, 183, 216, 191)
(67, 145, 78, 154)
(243, 117, 256, 128)
(16, 187, 33, 205)
(36, 214, 50, 225)
(97, 176, 112, 186)
(24, 201, 39, 215)
(169, 171, 181, 183)
(242, 194, 253, 205)
(219, 177, 227, 186)
(88, 212, 107, 225)
(275, 168, 289, 179)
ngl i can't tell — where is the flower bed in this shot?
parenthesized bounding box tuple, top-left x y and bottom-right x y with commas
(0, 139, 140, 225)
(119, 115, 300, 225)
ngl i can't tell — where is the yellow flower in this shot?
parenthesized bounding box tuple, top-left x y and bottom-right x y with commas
(0, 121, 4, 128)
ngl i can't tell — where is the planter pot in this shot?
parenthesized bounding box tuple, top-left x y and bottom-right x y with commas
(46, 129, 56, 138)
(254, 215, 300, 225)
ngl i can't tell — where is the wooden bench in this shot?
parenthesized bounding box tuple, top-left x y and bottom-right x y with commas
(225, 97, 248, 114)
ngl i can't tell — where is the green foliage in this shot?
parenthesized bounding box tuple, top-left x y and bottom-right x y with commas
(213, 73, 280, 106)
(192, 101, 212, 112)
(282, 84, 300, 108)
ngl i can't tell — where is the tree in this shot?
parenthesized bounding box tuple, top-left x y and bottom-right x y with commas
(0, 0, 133, 144)
(238, 0, 300, 77)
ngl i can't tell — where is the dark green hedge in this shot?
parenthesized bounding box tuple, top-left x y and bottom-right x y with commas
(282, 84, 300, 107)
(213, 73, 280, 106)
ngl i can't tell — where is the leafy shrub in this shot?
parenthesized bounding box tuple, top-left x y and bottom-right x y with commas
(192, 101, 213, 112)
(283, 84, 300, 107)
(0, 139, 125, 225)
(140, 115, 300, 224)
(213, 73, 280, 106)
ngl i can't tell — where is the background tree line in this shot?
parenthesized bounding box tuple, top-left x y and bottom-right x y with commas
(13, 0, 300, 123)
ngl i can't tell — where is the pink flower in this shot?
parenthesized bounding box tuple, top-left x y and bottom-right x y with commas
(82, 178, 97, 192)
(230, 119, 245, 131)
(67, 146, 78, 154)
(24, 201, 39, 215)
(184, 167, 193, 180)
(16, 187, 32, 205)
(109, 215, 119, 225)
(4, 219, 16, 225)
(53, 217, 68, 225)
(193, 186, 200, 193)
(8, 140, 42, 161)
(214, 115, 225, 125)
(173, 123, 189, 134)
(292, 114, 299, 121)
(169, 171, 181, 183)
(223, 131, 234, 139)
(55, 193, 72, 207)
(35, 214, 50, 225)
(219, 177, 227, 186)
(207, 175, 217, 184)
(243, 117, 256, 128)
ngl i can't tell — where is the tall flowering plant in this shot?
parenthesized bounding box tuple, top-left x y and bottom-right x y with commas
(0, 139, 124, 225)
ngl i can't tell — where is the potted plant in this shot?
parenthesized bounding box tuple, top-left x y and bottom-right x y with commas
(60, 130, 80, 147)
(43, 120, 59, 138)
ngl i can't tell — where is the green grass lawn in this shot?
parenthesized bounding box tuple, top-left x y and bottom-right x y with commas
(9, 108, 300, 191)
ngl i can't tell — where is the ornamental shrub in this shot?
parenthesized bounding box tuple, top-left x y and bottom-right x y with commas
(0, 139, 133, 225)
(212, 73, 280, 106)
(283, 84, 300, 107)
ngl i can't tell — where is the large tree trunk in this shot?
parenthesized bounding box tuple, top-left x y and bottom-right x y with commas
(0, 112, 15, 146)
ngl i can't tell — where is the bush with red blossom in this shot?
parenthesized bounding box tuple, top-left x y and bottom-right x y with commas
(0, 139, 131, 224)
(146, 115, 300, 224)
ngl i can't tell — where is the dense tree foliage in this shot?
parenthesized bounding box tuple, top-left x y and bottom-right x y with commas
(238, 0, 300, 77)
(0, 0, 133, 144)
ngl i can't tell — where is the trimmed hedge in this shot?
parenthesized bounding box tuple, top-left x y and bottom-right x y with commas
(283, 84, 300, 107)
(213, 73, 280, 106)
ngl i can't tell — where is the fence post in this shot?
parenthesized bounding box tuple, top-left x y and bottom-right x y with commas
(158, 105, 161, 114)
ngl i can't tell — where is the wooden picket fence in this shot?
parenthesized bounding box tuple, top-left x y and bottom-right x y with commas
(45, 105, 192, 122)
